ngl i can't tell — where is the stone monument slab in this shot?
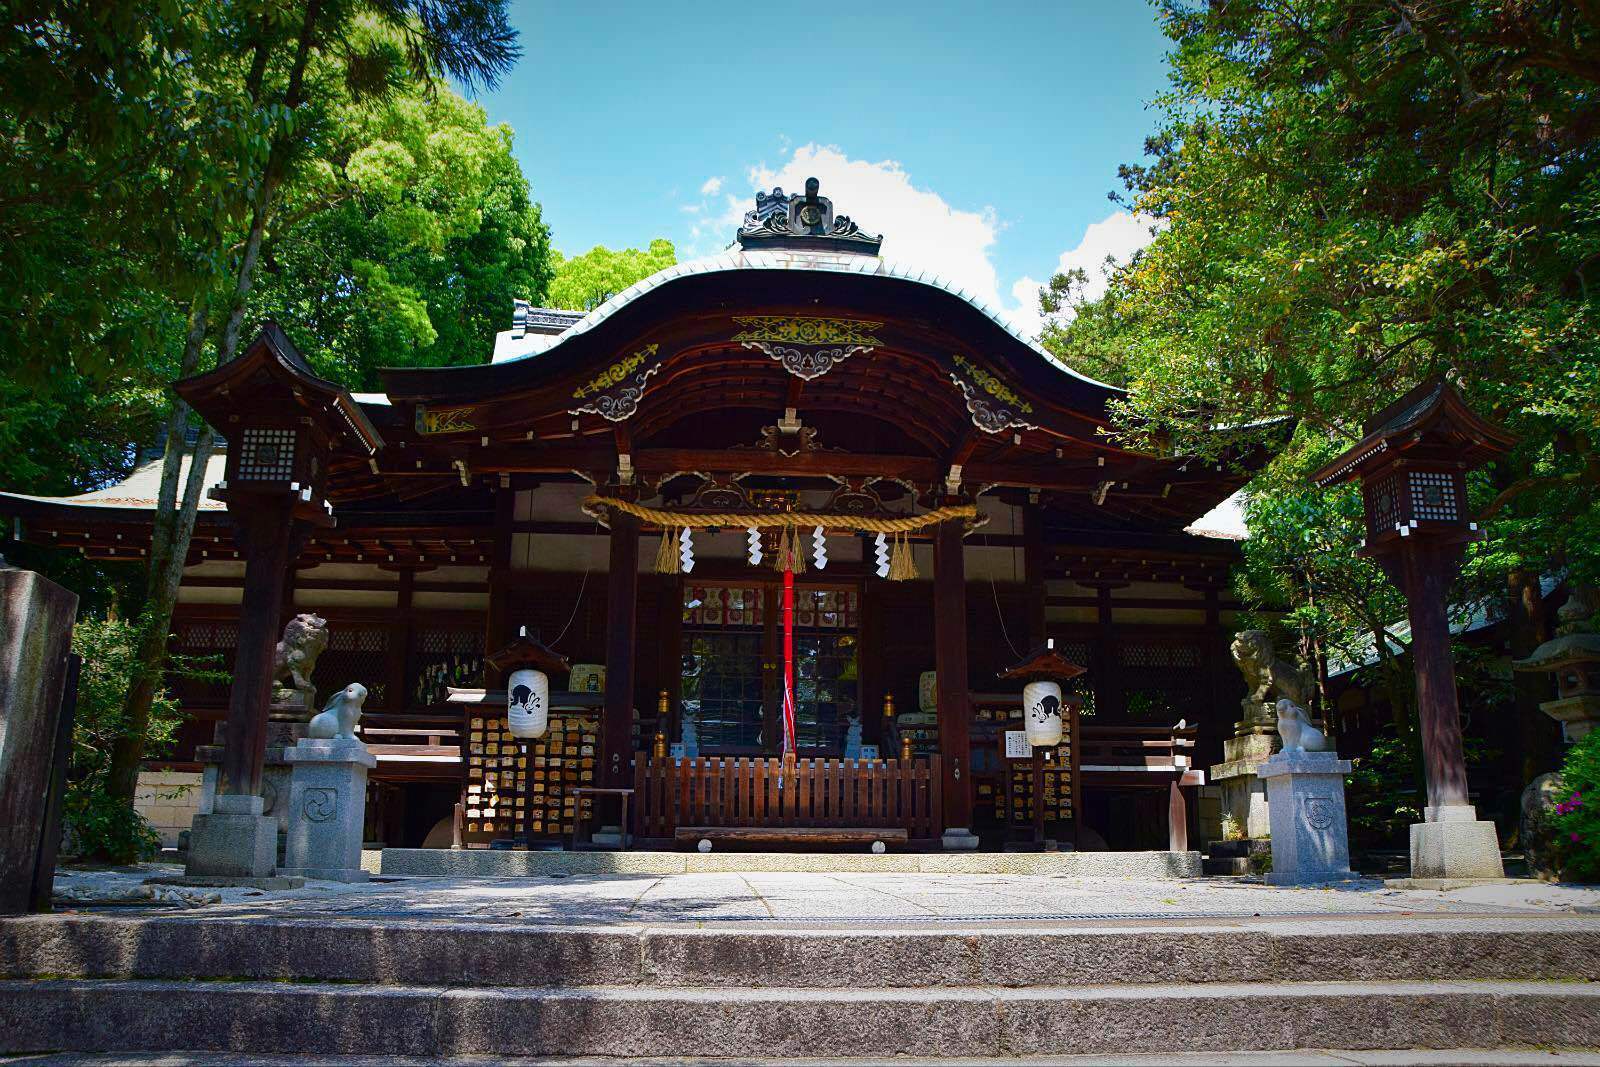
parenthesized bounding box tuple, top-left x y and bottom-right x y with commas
(0, 568, 79, 915)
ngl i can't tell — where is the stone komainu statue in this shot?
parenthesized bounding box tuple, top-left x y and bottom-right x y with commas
(271, 612, 329, 698)
(1230, 629, 1312, 709)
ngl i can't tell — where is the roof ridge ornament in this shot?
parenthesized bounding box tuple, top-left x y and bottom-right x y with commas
(736, 177, 883, 255)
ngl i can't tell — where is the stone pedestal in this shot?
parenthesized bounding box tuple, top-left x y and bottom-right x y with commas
(1209, 730, 1278, 842)
(185, 794, 277, 879)
(1258, 752, 1357, 885)
(279, 738, 375, 882)
(1409, 804, 1504, 880)
(942, 827, 980, 851)
(195, 710, 306, 861)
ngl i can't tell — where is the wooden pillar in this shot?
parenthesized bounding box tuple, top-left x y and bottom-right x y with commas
(484, 485, 515, 657)
(1091, 583, 1125, 719)
(603, 511, 639, 788)
(933, 517, 973, 834)
(1383, 544, 1472, 812)
(1022, 504, 1048, 647)
(221, 498, 297, 797)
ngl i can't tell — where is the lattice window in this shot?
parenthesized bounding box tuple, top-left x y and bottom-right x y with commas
(1118, 640, 1206, 723)
(237, 427, 295, 481)
(1408, 470, 1459, 522)
(409, 627, 483, 707)
(1120, 643, 1202, 670)
(312, 625, 390, 708)
(681, 631, 765, 749)
(1368, 470, 1402, 534)
(169, 620, 237, 704)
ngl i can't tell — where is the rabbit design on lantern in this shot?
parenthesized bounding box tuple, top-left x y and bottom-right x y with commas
(1024, 680, 1064, 748)
(507, 668, 549, 739)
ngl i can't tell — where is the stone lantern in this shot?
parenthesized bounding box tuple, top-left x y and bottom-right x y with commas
(1312, 377, 1517, 881)
(174, 324, 383, 881)
(1515, 586, 1600, 744)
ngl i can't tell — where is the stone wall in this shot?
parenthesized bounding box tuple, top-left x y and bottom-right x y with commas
(134, 770, 203, 848)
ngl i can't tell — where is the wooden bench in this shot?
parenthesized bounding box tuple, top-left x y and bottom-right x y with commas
(676, 826, 909, 852)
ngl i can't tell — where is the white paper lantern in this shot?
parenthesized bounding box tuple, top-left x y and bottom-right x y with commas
(507, 667, 549, 739)
(1023, 679, 1064, 748)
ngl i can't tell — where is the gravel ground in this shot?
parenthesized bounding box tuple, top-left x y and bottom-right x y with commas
(49, 862, 1600, 925)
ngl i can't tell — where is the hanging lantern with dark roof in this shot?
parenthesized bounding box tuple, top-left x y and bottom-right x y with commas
(486, 628, 571, 741)
(999, 639, 1087, 748)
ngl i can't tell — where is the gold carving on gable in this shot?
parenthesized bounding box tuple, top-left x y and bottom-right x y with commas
(731, 316, 884, 348)
(952, 354, 1032, 414)
(415, 405, 477, 435)
(569, 344, 661, 422)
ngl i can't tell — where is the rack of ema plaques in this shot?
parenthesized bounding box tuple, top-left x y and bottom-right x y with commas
(970, 694, 1079, 838)
(450, 690, 602, 848)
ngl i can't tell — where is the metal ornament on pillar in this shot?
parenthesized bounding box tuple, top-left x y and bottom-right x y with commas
(1023, 680, 1064, 748)
(507, 667, 549, 740)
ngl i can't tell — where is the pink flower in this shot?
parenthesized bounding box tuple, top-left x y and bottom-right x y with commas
(1573, 832, 1582, 842)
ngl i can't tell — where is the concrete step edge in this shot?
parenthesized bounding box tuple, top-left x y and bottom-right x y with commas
(2, 977, 1598, 1058)
(6, 915, 1600, 988)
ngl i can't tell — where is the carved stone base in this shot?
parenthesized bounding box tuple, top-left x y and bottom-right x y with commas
(280, 738, 376, 882)
(1410, 805, 1505, 880)
(185, 794, 276, 880)
(1258, 752, 1358, 885)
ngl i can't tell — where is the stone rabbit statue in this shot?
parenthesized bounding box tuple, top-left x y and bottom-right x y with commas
(1274, 698, 1332, 754)
(308, 682, 368, 741)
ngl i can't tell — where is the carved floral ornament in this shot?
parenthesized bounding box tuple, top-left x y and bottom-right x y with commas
(949, 353, 1037, 435)
(415, 404, 477, 435)
(731, 315, 883, 381)
(568, 343, 661, 422)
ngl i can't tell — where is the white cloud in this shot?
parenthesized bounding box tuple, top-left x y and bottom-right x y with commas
(1007, 212, 1157, 339)
(727, 144, 1010, 317)
(679, 144, 1156, 342)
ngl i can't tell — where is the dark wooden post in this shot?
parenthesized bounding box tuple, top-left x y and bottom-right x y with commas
(934, 517, 974, 842)
(603, 510, 639, 788)
(1380, 544, 1472, 811)
(1022, 504, 1048, 647)
(220, 498, 298, 797)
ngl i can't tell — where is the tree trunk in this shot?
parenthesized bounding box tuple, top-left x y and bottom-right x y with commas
(1508, 566, 1557, 786)
(101, 7, 319, 815)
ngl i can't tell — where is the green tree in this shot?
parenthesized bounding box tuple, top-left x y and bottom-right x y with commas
(246, 81, 551, 389)
(1044, 1, 1600, 787)
(547, 238, 676, 311)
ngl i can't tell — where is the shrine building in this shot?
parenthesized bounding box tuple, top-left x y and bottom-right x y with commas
(2, 181, 1272, 854)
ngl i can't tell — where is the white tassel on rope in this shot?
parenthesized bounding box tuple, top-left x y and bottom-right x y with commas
(746, 526, 763, 566)
(811, 525, 827, 570)
(678, 526, 696, 573)
(873, 532, 891, 578)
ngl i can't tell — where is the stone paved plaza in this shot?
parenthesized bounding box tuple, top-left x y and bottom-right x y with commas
(51, 862, 1600, 925)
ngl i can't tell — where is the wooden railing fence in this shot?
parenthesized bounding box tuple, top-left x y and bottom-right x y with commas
(633, 755, 942, 841)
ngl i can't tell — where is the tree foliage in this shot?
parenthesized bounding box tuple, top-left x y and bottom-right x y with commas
(0, 1, 540, 819)
(1042, 2, 1600, 785)
(1045, 0, 1600, 577)
(546, 239, 676, 311)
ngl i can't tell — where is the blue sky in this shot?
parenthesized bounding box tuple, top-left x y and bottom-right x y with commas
(468, 1, 1171, 335)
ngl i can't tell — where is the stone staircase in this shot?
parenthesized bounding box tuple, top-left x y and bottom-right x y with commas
(2, 913, 1598, 1059)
